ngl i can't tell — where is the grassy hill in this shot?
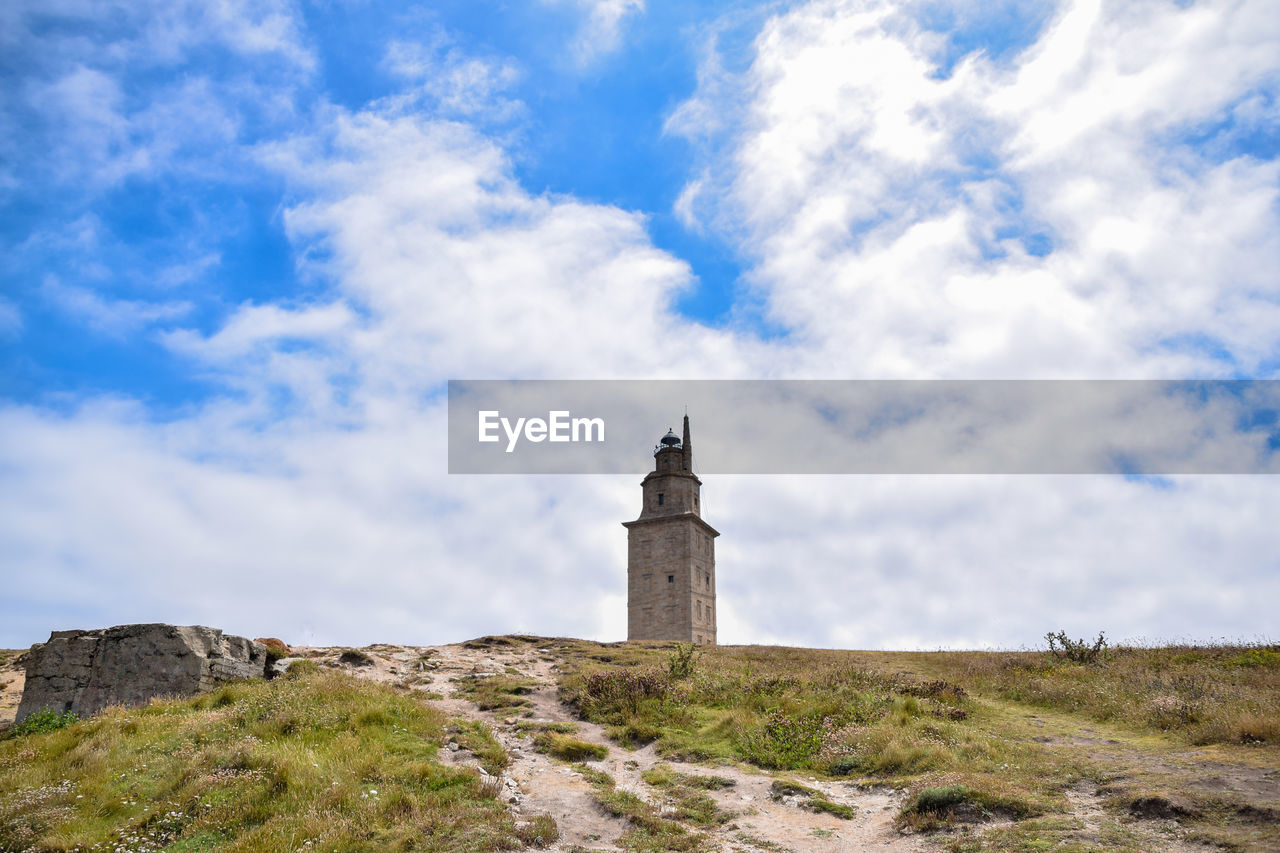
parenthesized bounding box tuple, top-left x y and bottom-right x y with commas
(549, 636, 1280, 850)
(0, 666, 552, 852)
(1, 637, 1277, 852)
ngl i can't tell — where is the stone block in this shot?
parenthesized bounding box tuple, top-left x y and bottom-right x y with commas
(16, 623, 267, 723)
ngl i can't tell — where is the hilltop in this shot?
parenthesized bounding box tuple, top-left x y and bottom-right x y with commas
(1, 637, 1277, 852)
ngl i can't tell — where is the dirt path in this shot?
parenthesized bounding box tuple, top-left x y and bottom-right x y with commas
(302, 641, 936, 852)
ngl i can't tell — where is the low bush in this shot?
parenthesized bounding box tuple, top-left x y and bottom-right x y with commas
(735, 708, 835, 769)
(5, 709, 78, 738)
(898, 780, 1042, 832)
(286, 659, 319, 678)
(1044, 630, 1108, 664)
(667, 644, 702, 680)
(256, 638, 290, 662)
(913, 784, 975, 815)
(577, 668, 671, 719)
(337, 648, 374, 667)
(453, 719, 509, 774)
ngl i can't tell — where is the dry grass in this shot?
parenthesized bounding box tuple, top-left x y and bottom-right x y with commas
(530, 730, 608, 761)
(455, 673, 538, 713)
(0, 669, 544, 852)
(555, 637, 1279, 851)
(572, 763, 710, 852)
(918, 642, 1280, 745)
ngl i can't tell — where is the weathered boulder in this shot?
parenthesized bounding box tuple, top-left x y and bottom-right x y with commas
(16, 624, 267, 723)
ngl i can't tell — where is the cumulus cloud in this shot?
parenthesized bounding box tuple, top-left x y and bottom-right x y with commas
(251, 107, 761, 387)
(0, 401, 637, 647)
(670, 0, 1280, 378)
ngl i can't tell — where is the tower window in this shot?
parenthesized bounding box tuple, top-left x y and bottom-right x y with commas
(668, 575, 674, 584)
(657, 493, 664, 505)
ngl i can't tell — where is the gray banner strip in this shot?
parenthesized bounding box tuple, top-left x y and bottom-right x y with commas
(447, 380, 1280, 474)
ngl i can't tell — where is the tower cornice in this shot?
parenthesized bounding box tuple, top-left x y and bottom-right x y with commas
(622, 513, 719, 538)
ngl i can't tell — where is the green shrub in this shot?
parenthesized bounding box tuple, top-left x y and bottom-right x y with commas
(768, 779, 851, 819)
(769, 779, 819, 799)
(516, 720, 576, 735)
(578, 668, 670, 719)
(285, 659, 319, 678)
(6, 709, 78, 738)
(900, 782, 1040, 831)
(684, 773, 735, 790)
(667, 643, 702, 679)
(1044, 630, 1108, 664)
(454, 719, 510, 774)
(337, 648, 374, 667)
(828, 755, 860, 776)
(735, 709, 832, 769)
(608, 720, 664, 747)
(913, 785, 974, 815)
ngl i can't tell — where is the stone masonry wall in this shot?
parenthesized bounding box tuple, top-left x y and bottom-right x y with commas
(626, 519, 716, 644)
(626, 437, 718, 645)
(16, 624, 267, 723)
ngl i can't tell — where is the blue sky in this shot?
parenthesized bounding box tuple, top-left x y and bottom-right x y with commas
(2, 0, 1279, 649)
(0, 0, 1077, 407)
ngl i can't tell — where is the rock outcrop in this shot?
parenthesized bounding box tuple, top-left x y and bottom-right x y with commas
(16, 624, 267, 723)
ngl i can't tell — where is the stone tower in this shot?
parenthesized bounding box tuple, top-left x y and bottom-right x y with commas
(624, 415, 719, 645)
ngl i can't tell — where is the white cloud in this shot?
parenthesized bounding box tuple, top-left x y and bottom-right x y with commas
(42, 277, 192, 337)
(156, 253, 222, 289)
(714, 474, 1280, 649)
(673, 170, 708, 232)
(251, 107, 764, 388)
(28, 68, 242, 186)
(165, 302, 356, 364)
(545, 0, 645, 65)
(382, 35, 523, 120)
(3, 0, 309, 191)
(0, 0, 314, 72)
(670, 0, 1280, 379)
